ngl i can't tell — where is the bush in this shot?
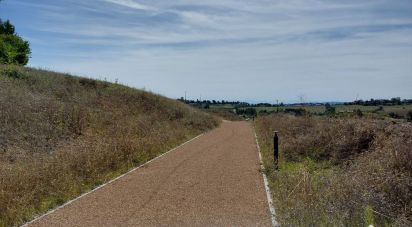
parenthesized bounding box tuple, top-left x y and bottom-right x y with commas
(388, 112, 401, 119)
(355, 108, 363, 117)
(325, 103, 336, 115)
(0, 65, 26, 79)
(236, 107, 257, 117)
(407, 111, 412, 122)
(375, 106, 384, 112)
(0, 20, 31, 65)
(79, 77, 98, 88)
(284, 108, 306, 116)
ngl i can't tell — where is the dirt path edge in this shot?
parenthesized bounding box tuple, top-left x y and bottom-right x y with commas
(254, 129, 279, 227)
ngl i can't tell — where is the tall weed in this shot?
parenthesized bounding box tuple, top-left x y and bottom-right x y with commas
(256, 114, 411, 226)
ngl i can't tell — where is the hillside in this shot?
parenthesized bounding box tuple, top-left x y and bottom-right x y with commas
(0, 64, 220, 226)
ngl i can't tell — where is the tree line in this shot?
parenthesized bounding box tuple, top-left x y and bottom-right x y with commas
(177, 98, 286, 108)
(344, 98, 412, 106)
(179, 97, 412, 108)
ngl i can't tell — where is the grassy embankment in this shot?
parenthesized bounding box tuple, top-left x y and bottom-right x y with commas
(255, 114, 411, 226)
(0, 65, 220, 226)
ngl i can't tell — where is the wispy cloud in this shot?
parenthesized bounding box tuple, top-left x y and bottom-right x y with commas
(2, 0, 411, 102)
(103, 0, 154, 11)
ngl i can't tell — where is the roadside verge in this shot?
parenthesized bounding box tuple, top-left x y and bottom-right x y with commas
(254, 130, 278, 227)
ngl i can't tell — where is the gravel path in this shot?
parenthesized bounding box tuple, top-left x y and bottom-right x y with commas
(27, 121, 272, 227)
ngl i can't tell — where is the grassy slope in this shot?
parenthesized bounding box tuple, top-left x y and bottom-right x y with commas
(0, 65, 220, 226)
(255, 114, 411, 226)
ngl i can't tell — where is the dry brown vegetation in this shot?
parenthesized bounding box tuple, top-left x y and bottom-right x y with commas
(255, 114, 411, 226)
(0, 64, 219, 226)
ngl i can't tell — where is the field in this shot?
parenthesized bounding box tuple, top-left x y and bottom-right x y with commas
(0, 65, 220, 226)
(255, 114, 412, 226)
(209, 104, 412, 118)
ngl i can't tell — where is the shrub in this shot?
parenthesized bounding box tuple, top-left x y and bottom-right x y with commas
(374, 106, 384, 112)
(407, 111, 412, 122)
(325, 103, 336, 115)
(79, 77, 97, 88)
(236, 107, 257, 117)
(355, 108, 363, 117)
(0, 20, 31, 65)
(284, 108, 306, 116)
(388, 112, 401, 119)
(0, 65, 26, 79)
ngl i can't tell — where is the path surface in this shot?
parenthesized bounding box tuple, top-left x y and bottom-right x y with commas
(28, 121, 272, 227)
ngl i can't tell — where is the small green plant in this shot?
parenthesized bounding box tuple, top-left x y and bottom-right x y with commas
(79, 77, 97, 88)
(388, 112, 401, 119)
(407, 111, 412, 122)
(364, 206, 375, 226)
(325, 103, 336, 115)
(355, 109, 363, 117)
(0, 66, 26, 79)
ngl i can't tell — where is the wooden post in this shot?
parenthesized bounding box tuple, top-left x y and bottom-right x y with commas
(273, 131, 279, 170)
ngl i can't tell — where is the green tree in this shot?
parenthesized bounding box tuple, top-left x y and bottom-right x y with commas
(0, 19, 31, 65)
(0, 19, 15, 35)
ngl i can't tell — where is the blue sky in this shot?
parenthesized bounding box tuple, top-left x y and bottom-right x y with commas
(1, 0, 412, 103)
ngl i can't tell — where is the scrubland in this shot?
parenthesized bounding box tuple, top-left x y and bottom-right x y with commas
(0, 64, 219, 226)
(255, 114, 411, 226)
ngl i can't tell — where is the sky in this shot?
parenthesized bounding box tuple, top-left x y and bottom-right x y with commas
(1, 0, 412, 103)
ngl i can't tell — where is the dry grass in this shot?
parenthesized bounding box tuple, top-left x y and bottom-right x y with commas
(0, 64, 220, 226)
(255, 114, 411, 226)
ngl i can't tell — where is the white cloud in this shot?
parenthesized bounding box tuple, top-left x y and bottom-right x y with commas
(103, 0, 154, 11)
(6, 0, 411, 102)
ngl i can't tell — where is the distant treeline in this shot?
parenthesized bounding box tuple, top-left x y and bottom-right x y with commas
(344, 97, 412, 106)
(178, 98, 249, 106)
(178, 97, 412, 107)
(177, 98, 284, 107)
